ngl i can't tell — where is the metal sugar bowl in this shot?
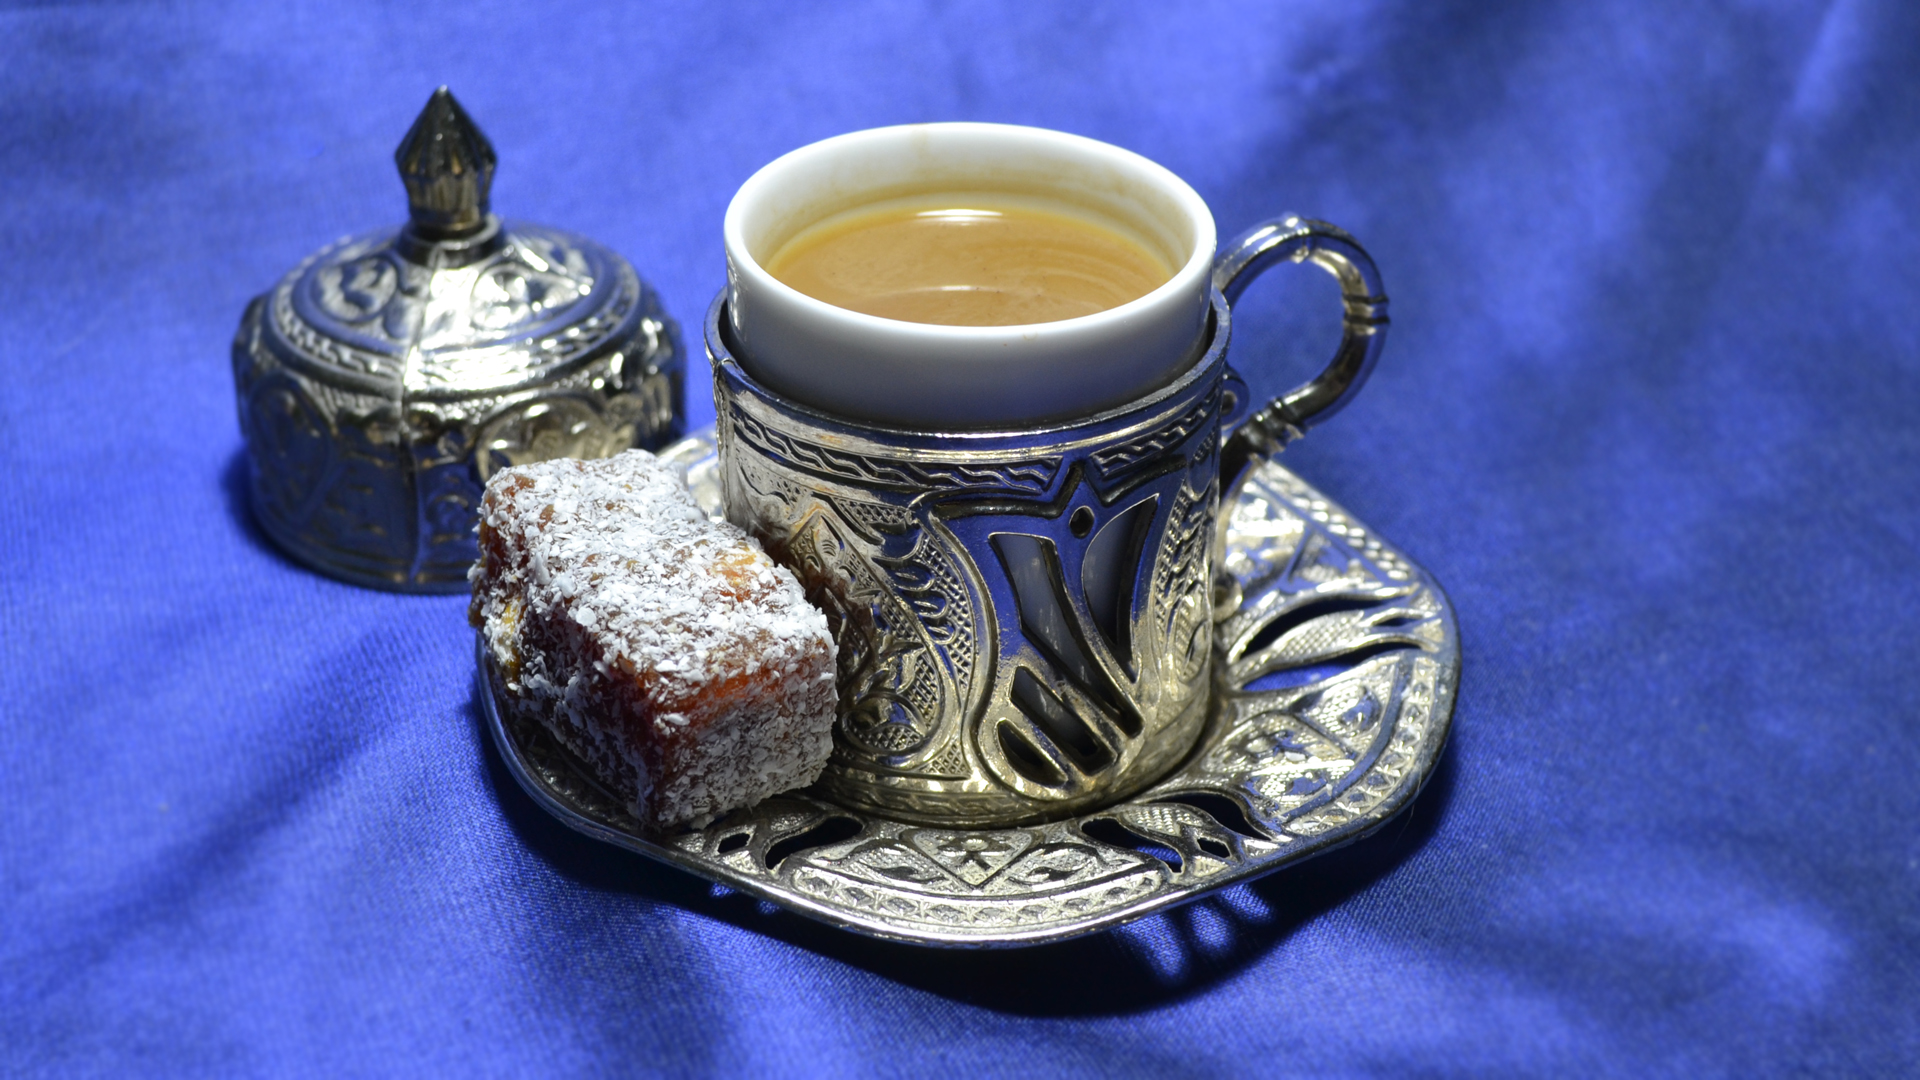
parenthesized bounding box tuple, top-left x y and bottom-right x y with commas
(231, 88, 684, 591)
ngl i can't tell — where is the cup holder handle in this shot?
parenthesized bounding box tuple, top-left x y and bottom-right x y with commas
(1213, 216, 1389, 491)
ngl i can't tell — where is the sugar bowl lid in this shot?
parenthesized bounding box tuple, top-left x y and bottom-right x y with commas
(231, 88, 684, 593)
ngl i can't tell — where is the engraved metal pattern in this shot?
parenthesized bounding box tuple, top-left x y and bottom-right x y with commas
(480, 429, 1458, 947)
(713, 296, 1236, 826)
(728, 408, 1061, 496)
(231, 89, 684, 592)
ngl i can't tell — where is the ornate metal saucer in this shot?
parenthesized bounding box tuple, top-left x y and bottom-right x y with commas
(478, 428, 1458, 947)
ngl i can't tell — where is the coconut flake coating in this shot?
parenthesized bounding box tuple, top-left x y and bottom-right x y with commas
(469, 450, 837, 830)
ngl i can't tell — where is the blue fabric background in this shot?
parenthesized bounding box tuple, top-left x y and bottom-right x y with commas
(3, 1, 1916, 1075)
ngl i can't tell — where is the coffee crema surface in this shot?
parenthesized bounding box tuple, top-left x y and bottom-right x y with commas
(764, 194, 1175, 326)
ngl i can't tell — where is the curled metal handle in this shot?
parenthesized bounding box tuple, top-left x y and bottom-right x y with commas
(1214, 216, 1388, 469)
(1211, 218, 1388, 621)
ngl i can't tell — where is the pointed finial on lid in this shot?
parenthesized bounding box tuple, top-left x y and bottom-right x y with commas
(394, 87, 497, 239)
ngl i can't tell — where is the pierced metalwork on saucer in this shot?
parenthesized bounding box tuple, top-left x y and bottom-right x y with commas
(480, 429, 1457, 947)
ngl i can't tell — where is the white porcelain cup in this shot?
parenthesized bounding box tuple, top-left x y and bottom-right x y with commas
(723, 122, 1218, 429)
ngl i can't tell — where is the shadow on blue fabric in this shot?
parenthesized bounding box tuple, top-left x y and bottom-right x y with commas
(220, 450, 308, 579)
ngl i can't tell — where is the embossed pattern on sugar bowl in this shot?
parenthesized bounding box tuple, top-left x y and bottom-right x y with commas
(231, 88, 684, 591)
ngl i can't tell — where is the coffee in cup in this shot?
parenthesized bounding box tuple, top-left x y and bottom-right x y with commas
(763, 193, 1175, 327)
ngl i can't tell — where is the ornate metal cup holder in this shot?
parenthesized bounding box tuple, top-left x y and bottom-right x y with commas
(478, 429, 1458, 947)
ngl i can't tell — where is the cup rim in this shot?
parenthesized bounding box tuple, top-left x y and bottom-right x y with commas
(722, 121, 1217, 343)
